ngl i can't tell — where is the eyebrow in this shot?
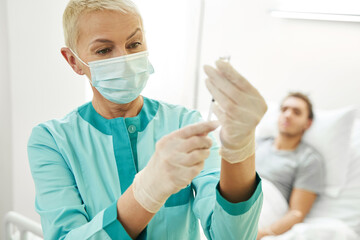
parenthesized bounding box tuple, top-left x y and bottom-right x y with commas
(281, 106, 302, 112)
(89, 28, 142, 47)
(89, 38, 114, 46)
(126, 28, 141, 40)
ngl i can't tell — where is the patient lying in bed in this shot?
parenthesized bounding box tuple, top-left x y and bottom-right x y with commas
(255, 92, 325, 239)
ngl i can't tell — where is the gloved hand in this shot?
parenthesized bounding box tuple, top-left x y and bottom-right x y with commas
(133, 121, 219, 213)
(204, 59, 267, 164)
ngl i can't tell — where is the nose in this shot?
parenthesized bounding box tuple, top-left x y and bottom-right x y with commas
(114, 47, 130, 57)
(283, 109, 293, 118)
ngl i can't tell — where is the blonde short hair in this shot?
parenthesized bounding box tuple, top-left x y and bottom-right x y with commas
(63, 0, 141, 52)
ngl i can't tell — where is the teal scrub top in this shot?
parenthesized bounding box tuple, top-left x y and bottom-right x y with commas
(28, 96, 263, 240)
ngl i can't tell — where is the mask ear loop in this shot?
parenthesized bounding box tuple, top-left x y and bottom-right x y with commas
(69, 48, 89, 67)
(68, 48, 93, 85)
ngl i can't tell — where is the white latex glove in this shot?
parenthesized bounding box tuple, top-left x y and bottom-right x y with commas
(204, 60, 267, 164)
(133, 121, 219, 213)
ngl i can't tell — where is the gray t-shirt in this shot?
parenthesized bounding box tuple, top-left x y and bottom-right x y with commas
(255, 137, 325, 202)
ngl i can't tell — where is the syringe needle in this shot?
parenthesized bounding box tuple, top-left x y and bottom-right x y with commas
(207, 55, 231, 121)
(207, 98, 215, 121)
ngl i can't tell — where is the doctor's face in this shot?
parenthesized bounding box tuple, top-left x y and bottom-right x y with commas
(278, 97, 312, 137)
(74, 10, 147, 79)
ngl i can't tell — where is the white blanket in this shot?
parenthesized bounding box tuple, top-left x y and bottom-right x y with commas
(258, 178, 288, 229)
(259, 178, 359, 240)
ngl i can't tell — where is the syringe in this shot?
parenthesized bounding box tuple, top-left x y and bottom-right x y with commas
(207, 55, 231, 121)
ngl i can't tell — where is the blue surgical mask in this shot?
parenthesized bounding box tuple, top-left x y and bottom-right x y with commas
(70, 49, 154, 104)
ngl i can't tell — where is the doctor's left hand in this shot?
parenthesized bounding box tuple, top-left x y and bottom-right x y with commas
(204, 60, 267, 164)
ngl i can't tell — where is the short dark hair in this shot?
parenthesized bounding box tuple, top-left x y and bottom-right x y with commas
(281, 92, 314, 120)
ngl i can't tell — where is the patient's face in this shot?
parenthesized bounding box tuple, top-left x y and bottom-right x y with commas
(278, 97, 312, 137)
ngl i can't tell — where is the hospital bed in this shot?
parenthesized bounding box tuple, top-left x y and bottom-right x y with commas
(255, 101, 360, 240)
(3, 211, 43, 240)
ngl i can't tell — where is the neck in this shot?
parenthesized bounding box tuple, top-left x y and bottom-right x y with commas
(92, 93, 143, 119)
(273, 133, 302, 150)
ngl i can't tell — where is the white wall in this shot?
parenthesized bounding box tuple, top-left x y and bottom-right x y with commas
(196, 0, 360, 115)
(278, 0, 360, 15)
(133, 0, 202, 109)
(7, 0, 85, 223)
(0, 0, 12, 236)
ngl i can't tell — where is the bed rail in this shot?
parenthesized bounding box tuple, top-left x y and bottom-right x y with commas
(3, 211, 43, 240)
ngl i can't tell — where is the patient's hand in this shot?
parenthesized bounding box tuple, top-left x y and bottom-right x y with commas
(256, 229, 270, 240)
(258, 188, 317, 237)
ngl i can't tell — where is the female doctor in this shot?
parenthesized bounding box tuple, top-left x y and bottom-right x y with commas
(27, 0, 268, 239)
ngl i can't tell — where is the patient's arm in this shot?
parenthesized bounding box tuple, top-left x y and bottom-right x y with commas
(257, 188, 317, 239)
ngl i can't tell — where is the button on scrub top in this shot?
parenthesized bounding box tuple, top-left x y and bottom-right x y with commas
(28, 96, 263, 240)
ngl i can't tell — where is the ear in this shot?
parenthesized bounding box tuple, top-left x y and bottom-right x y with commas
(61, 47, 85, 75)
(304, 119, 313, 130)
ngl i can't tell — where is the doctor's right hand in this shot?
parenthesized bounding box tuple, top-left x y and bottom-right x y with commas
(132, 121, 219, 213)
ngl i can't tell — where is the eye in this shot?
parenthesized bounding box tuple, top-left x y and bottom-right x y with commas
(96, 48, 112, 55)
(128, 42, 142, 49)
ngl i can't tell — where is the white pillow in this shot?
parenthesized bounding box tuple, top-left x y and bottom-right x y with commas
(306, 117, 360, 236)
(346, 118, 360, 189)
(256, 101, 357, 197)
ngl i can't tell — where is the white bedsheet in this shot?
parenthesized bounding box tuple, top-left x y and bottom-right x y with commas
(262, 218, 359, 240)
(259, 178, 359, 240)
(258, 178, 288, 229)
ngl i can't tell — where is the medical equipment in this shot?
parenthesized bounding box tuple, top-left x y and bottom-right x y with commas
(207, 55, 231, 121)
(207, 98, 215, 121)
